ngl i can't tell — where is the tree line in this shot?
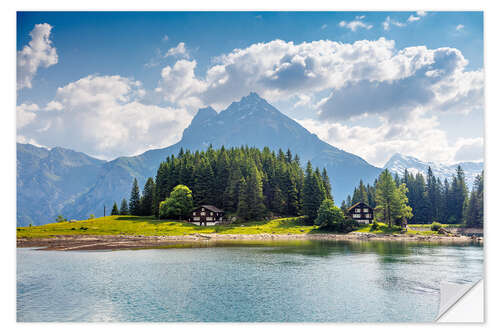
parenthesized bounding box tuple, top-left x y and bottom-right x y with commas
(342, 166, 483, 227)
(114, 146, 332, 224)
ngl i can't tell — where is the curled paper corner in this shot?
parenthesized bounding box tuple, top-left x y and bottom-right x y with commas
(436, 279, 484, 323)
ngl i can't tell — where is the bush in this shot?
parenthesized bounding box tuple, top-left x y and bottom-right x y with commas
(370, 221, 379, 231)
(159, 185, 194, 219)
(431, 222, 442, 231)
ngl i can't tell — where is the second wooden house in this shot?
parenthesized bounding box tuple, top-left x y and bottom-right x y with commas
(189, 205, 224, 226)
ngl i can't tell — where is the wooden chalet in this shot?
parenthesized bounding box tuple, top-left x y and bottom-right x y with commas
(347, 202, 374, 224)
(189, 205, 224, 226)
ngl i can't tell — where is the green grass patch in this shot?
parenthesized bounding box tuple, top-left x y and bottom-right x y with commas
(16, 215, 318, 238)
(354, 223, 439, 235)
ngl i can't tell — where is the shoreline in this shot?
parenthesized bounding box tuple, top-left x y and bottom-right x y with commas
(16, 232, 483, 251)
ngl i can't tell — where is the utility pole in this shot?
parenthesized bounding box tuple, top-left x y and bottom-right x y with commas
(104, 205, 106, 217)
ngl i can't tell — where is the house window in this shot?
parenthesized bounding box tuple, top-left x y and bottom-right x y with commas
(355, 208, 361, 213)
(193, 212, 196, 216)
(193, 217, 200, 221)
(201, 212, 206, 216)
(363, 208, 369, 213)
(202, 208, 205, 211)
(353, 214, 361, 218)
(206, 217, 213, 221)
(210, 212, 213, 216)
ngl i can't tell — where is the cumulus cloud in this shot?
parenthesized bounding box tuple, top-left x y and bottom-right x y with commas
(17, 103, 39, 128)
(154, 38, 483, 122)
(17, 75, 192, 159)
(298, 111, 483, 166)
(17, 23, 58, 90)
(456, 24, 465, 31)
(339, 17, 373, 31)
(165, 42, 189, 58)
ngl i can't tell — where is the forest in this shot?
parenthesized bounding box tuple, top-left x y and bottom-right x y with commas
(115, 146, 332, 224)
(342, 166, 484, 227)
(112, 146, 483, 229)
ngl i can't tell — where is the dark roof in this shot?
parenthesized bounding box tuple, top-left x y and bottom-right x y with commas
(347, 202, 372, 212)
(195, 205, 224, 213)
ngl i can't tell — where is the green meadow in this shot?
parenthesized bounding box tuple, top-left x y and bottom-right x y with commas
(16, 216, 319, 238)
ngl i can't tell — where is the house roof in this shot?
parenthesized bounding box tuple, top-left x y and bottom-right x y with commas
(347, 202, 372, 212)
(197, 205, 224, 213)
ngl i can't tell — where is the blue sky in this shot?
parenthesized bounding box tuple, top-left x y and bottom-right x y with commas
(16, 11, 484, 166)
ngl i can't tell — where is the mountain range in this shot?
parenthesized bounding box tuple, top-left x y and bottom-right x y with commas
(384, 153, 483, 189)
(17, 93, 482, 226)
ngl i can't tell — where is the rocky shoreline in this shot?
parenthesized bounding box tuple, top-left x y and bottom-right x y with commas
(17, 232, 483, 251)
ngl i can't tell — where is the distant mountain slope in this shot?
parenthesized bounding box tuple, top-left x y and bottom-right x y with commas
(384, 153, 483, 188)
(18, 93, 382, 226)
(17, 143, 106, 226)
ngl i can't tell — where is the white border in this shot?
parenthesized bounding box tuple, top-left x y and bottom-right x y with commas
(3, 1, 499, 332)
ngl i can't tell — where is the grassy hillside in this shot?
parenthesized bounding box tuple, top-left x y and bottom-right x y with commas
(16, 216, 318, 238)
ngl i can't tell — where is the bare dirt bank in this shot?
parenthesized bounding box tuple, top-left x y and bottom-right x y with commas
(17, 232, 483, 251)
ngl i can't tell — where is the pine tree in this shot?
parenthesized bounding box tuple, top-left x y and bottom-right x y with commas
(303, 162, 327, 224)
(237, 177, 249, 219)
(111, 202, 119, 215)
(322, 168, 333, 201)
(140, 177, 155, 216)
(120, 198, 129, 215)
(245, 164, 266, 220)
(129, 178, 141, 216)
(374, 169, 411, 227)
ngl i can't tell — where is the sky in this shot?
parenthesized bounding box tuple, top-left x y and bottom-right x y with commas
(16, 11, 484, 166)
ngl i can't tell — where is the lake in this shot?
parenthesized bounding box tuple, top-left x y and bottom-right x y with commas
(17, 240, 483, 322)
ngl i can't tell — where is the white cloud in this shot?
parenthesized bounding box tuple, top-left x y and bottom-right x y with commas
(339, 18, 373, 32)
(383, 16, 407, 30)
(321, 24, 327, 30)
(408, 15, 421, 22)
(456, 24, 465, 31)
(298, 110, 483, 166)
(156, 59, 206, 109)
(154, 38, 482, 123)
(17, 23, 58, 90)
(416, 11, 427, 17)
(165, 42, 189, 58)
(17, 103, 39, 128)
(17, 75, 192, 159)
(293, 94, 312, 108)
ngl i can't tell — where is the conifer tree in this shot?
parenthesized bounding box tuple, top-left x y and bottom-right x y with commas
(237, 177, 249, 219)
(120, 198, 129, 215)
(322, 168, 333, 201)
(374, 169, 412, 227)
(140, 177, 155, 216)
(129, 178, 141, 216)
(111, 202, 119, 215)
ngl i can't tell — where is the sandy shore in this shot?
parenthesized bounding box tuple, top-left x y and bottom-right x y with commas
(17, 232, 483, 251)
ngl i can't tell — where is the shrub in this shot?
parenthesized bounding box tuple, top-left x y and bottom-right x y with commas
(314, 199, 344, 228)
(159, 185, 194, 219)
(431, 222, 442, 231)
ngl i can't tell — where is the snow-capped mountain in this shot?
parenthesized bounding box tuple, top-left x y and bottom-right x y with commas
(384, 153, 483, 189)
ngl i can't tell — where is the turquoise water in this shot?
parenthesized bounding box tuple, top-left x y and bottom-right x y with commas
(17, 240, 483, 322)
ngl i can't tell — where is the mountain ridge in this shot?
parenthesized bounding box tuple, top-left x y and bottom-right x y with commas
(384, 153, 483, 188)
(18, 93, 381, 226)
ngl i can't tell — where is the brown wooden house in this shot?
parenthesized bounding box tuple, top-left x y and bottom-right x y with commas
(189, 205, 224, 226)
(347, 202, 374, 224)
